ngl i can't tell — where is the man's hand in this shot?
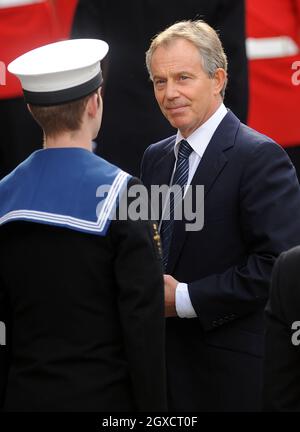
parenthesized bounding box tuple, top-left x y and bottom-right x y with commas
(164, 274, 179, 317)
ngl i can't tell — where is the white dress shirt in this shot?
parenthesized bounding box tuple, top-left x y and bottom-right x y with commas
(172, 103, 228, 318)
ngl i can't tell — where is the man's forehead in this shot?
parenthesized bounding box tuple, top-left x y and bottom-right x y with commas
(152, 39, 201, 61)
(151, 41, 203, 75)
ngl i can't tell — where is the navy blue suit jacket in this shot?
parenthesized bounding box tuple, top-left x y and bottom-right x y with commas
(141, 110, 300, 411)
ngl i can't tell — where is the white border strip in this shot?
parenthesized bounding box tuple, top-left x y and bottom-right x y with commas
(246, 36, 299, 60)
(0, 0, 44, 8)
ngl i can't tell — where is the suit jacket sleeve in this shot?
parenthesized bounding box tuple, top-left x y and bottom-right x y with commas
(188, 141, 300, 331)
(110, 177, 167, 411)
(263, 247, 300, 411)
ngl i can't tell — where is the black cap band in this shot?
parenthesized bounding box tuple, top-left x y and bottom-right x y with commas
(24, 72, 103, 106)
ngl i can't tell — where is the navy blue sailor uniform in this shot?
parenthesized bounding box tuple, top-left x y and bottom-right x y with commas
(0, 148, 166, 411)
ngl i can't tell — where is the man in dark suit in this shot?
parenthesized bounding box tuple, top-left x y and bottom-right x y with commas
(263, 247, 300, 411)
(141, 20, 300, 411)
(0, 39, 166, 412)
(72, 0, 248, 176)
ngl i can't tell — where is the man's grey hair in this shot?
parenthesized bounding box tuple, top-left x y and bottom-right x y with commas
(145, 20, 228, 99)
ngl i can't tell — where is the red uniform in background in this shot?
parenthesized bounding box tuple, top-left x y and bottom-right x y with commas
(246, 0, 300, 176)
(0, 0, 78, 179)
(1, 0, 78, 99)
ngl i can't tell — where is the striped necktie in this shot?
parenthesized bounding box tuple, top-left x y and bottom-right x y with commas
(160, 139, 193, 269)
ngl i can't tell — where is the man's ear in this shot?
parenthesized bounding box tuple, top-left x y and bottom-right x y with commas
(86, 93, 99, 118)
(213, 68, 227, 96)
(96, 89, 101, 108)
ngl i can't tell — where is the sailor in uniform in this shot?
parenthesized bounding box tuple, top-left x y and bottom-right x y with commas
(0, 39, 166, 411)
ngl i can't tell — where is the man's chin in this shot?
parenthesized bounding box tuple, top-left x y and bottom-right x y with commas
(168, 118, 188, 131)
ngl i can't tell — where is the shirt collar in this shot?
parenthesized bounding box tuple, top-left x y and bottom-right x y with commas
(174, 103, 228, 158)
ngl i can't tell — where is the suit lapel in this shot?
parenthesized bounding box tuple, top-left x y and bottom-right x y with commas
(166, 111, 240, 274)
(152, 143, 175, 187)
(149, 140, 176, 222)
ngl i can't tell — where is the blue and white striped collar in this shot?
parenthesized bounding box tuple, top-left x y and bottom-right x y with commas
(0, 148, 131, 236)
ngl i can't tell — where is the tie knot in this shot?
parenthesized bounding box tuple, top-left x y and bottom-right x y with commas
(178, 139, 193, 161)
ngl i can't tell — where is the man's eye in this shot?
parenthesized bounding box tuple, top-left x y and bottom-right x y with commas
(179, 75, 189, 80)
(155, 79, 166, 86)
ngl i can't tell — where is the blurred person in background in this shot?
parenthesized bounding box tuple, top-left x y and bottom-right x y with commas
(264, 246, 300, 411)
(247, 0, 300, 179)
(0, 0, 77, 179)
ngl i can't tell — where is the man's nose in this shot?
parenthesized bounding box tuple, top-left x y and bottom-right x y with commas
(165, 81, 180, 99)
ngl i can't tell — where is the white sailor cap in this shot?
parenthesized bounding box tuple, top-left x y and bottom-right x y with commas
(8, 39, 109, 106)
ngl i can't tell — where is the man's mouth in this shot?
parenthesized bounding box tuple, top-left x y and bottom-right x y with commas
(166, 105, 188, 114)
